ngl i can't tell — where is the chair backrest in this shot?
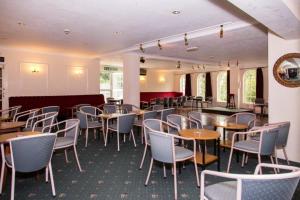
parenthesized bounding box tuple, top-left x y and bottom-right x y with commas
(143, 119, 164, 144)
(266, 122, 290, 148)
(121, 104, 133, 113)
(9, 105, 22, 119)
(167, 114, 182, 130)
(80, 106, 96, 115)
(9, 134, 56, 173)
(152, 105, 164, 111)
(42, 106, 60, 114)
(161, 108, 175, 122)
(103, 104, 117, 114)
(188, 111, 203, 128)
(228, 112, 256, 129)
(75, 104, 91, 111)
(118, 113, 136, 133)
(259, 126, 279, 156)
(62, 119, 80, 144)
(148, 130, 174, 163)
(143, 110, 158, 120)
(76, 111, 87, 129)
(26, 112, 58, 130)
(14, 108, 39, 122)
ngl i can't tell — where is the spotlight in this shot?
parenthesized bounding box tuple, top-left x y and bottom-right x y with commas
(228, 60, 230, 67)
(177, 61, 181, 69)
(158, 40, 162, 50)
(140, 57, 145, 63)
(236, 59, 239, 67)
(184, 33, 188, 46)
(139, 44, 145, 53)
(220, 25, 224, 38)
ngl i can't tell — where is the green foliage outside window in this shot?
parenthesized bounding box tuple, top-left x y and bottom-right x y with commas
(217, 72, 227, 102)
(197, 74, 206, 98)
(243, 70, 256, 103)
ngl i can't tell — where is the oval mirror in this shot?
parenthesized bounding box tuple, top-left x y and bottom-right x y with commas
(273, 53, 300, 88)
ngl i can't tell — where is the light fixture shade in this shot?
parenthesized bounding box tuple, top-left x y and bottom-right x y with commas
(158, 40, 162, 50)
(220, 25, 224, 38)
(177, 61, 181, 69)
(139, 44, 145, 53)
(184, 33, 188, 46)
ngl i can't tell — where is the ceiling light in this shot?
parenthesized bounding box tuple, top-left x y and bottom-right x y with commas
(220, 25, 224, 38)
(140, 57, 145, 63)
(157, 40, 162, 50)
(172, 10, 181, 14)
(177, 61, 181, 69)
(228, 60, 230, 67)
(184, 33, 188, 46)
(236, 60, 239, 67)
(139, 44, 145, 53)
(64, 29, 71, 35)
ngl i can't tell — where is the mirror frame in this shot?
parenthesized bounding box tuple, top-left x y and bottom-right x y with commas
(273, 53, 300, 88)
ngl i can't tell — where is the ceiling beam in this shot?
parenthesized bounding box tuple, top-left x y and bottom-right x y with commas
(226, 0, 300, 39)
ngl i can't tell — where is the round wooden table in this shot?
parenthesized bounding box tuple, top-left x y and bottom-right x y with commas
(179, 129, 221, 171)
(0, 122, 26, 134)
(0, 131, 40, 143)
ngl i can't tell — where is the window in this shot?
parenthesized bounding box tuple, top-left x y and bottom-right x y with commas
(100, 69, 123, 100)
(179, 75, 185, 95)
(243, 69, 256, 104)
(197, 73, 206, 98)
(217, 71, 227, 102)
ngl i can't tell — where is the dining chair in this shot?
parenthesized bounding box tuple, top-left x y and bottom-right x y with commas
(76, 111, 104, 147)
(23, 112, 58, 132)
(105, 113, 136, 151)
(226, 112, 256, 130)
(167, 114, 198, 132)
(43, 119, 83, 172)
(13, 108, 40, 122)
(145, 130, 199, 200)
(42, 106, 60, 114)
(160, 108, 175, 122)
(0, 134, 57, 200)
(139, 119, 178, 170)
(71, 104, 91, 118)
(201, 163, 300, 200)
(188, 111, 215, 130)
(121, 104, 139, 114)
(133, 110, 157, 144)
(0, 106, 22, 121)
(103, 104, 117, 114)
(227, 126, 279, 173)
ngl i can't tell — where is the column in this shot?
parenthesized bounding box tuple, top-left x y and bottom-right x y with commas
(122, 53, 140, 107)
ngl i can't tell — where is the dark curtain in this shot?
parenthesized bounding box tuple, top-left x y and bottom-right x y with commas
(205, 72, 212, 98)
(256, 68, 264, 99)
(185, 74, 192, 96)
(227, 70, 230, 103)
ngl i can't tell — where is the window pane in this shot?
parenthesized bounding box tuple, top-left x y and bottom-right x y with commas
(243, 70, 256, 104)
(197, 73, 206, 98)
(180, 75, 185, 95)
(100, 72, 111, 90)
(217, 72, 227, 102)
(112, 73, 123, 90)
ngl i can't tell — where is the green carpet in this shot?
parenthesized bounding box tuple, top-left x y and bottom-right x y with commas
(1, 132, 299, 200)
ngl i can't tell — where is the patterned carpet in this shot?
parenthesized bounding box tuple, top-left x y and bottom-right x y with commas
(1, 130, 299, 200)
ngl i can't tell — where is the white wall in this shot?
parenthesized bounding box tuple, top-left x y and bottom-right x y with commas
(0, 47, 100, 108)
(140, 69, 175, 92)
(268, 32, 300, 162)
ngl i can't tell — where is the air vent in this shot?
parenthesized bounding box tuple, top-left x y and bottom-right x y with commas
(186, 47, 199, 52)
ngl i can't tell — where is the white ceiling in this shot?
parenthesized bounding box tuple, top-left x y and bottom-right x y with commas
(0, 0, 298, 69)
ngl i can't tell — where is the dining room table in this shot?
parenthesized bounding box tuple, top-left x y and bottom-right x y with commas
(179, 128, 221, 171)
(0, 121, 26, 134)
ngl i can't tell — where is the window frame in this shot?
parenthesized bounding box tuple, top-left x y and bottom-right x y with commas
(217, 71, 227, 102)
(179, 75, 186, 95)
(196, 73, 206, 98)
(242, 69, 257, 104)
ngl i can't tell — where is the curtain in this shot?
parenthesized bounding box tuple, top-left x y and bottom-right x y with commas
(227, 70, 230, 104)
(185, 74, 192, 96)
(256, 68, 264, 99)
(205, 72, 212, 98)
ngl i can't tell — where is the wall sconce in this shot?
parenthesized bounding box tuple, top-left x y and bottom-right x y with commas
(31, 66, 40, 73)
(140, 76, 146, 81)
(159, 76, 165, 83)
(72, 67, 84, 76)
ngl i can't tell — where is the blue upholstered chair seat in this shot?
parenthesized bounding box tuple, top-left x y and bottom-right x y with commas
(204, 181, 237, 200)
(234, 140, 259, 152)
(174, 146, 193, 160)
(87, 121, 102, 128)
(55, 136, 74, 148)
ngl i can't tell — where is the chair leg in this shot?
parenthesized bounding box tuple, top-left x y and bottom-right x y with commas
(245, 153, 249, 164)
(139, 144, 148, 169)
(173, 162, 178, 200)
(102, 128, 106, 145)
(274, 150, 280, 173)
(283, 147, 290, 165)
(73, 146, 83, 172)
(193, 157, 200, 187)
(45, 167, 49, 182)
(64, 149, 70, 163)
(226, 148, 234, 173)
(11, 169, 15, 200)
(117, 132, 120, 151)
(270, 156, 277, 174)
(163, 164, 167, 178)
(85, 129, 89, 148)
(123, 134, 126, 143)
(145, 158, 154, 186)
(0, 161, 5, 194)
(48, 162, 56, 196)
(131, 130, 136, 148)
(258, 155, 262, 174)
(141, 127, 144, 144)
(241, 153, 245, 168)
(105, 129, 109, 147)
